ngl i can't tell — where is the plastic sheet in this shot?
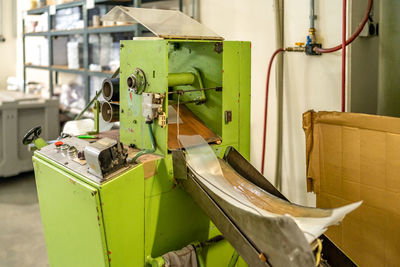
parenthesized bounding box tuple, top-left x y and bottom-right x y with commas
(62, 119, 95, 136)
(168, 105, 183, 124)
(101, 6, 223, 40)
(179, 134, 362, 243)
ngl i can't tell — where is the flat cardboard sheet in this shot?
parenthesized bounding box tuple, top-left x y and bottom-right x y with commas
(303, 110, 400, 266)
(168, 105, 221, 150)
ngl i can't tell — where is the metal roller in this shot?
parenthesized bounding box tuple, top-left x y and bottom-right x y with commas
(168, 73, 195, 87)
(101, 78, 120, 101)
(101, 102, 119, 122)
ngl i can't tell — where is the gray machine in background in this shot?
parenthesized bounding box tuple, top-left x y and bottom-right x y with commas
(0, 91, 59, 177)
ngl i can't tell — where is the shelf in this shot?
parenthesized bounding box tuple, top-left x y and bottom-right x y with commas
(56, 0, 85, 10)
(88, 70, 114, 77)
(141, 0, 167, 3)
(27, 0, 136, 15)
(24, 31, 49, 37)
(52, 65, 84, 74)
(24, 25, 135, 37)
(25, 64, 50, 70)
(27, 1, 84, 15)
(95, 0, 133, 4)
(52, 65, 114, 77)
(27, 6, 49, 15)
(51, 28, 84, 36)
(87, 24, 135, 34)
(25, 64, 115, 78)
(24, 29, 83, 37)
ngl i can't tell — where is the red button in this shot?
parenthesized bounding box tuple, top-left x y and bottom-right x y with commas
(55, 141, 63, 147)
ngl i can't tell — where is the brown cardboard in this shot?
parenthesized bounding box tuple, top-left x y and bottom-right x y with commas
(303, 110, 400, 266)
(46, 0, 75, 6)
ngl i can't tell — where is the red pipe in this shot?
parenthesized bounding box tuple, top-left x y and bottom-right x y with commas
(261, 0, 373, 173)
(315, 0, 373, 54)
(261, 48, 285, 175)
(342, 0, 347, 112)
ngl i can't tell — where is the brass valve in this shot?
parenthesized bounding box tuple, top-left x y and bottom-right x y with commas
(286, 42, 306, 52)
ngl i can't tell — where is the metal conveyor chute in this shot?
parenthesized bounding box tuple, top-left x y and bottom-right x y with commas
(173, 135, 361, 267)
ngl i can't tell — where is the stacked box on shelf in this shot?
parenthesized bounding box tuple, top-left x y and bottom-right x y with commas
(53, 37, 68, 65)
(25, 37, 48, 66)
(46, 0, 75, 5)
(54, 7, 83, 30)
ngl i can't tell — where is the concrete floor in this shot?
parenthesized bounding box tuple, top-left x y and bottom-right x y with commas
(0, 172, 49, 267)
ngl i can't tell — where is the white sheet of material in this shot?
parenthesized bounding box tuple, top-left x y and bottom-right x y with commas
(62, 118, 114, 136)
(62, 119, 95, 136)
(179, 135, 362, 243)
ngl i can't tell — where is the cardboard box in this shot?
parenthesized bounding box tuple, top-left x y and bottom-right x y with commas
(303, 111, 400, 266)
(46, 0, 75, 6)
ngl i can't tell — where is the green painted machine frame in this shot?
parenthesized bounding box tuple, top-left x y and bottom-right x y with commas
(119, 39, 251, 158)
(32, 39, 251, 267)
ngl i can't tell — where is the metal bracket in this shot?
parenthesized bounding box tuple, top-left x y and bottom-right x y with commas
(305, 43, 322, 56)
(225, 110, 232, 123)
(214, 42, 223, 53)
(172, 150, 187, 180)
(127, 68, 147, 94)
(142, 93, 165, 123)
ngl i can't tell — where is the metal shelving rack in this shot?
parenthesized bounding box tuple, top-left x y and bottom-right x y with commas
(23, 0, 184, 104)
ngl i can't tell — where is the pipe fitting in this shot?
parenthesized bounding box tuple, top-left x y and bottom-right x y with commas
(285, 46, 306, 52)
(127, 74, 137, 92)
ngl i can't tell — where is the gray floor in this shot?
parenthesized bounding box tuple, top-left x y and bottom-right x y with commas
(0, 172, 49, 267)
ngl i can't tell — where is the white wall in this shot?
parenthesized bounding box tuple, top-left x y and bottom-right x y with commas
(0, 0, 17, 88)
(199, 0, 356, 205)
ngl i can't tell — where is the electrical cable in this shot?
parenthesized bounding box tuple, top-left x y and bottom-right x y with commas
(314, 238, 323, 266)
(314, 0, 373, 54)
(177, 93, 181, 149)
(261, 48, 285, 175)
(132, 123, 156, 163)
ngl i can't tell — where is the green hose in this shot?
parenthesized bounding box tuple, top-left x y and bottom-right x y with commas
(132, 123, 156, 163)
(197, 253, 206, 267)
(227, 250, 239, 267)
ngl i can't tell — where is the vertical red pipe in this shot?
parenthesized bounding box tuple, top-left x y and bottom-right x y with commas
(342, 0, 347, 112)
(261, 48, 285, 175)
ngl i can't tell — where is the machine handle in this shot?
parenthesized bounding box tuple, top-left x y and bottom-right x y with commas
(22, 126, 42, 145)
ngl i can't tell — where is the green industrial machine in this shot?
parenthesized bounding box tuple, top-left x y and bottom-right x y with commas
(28, 7, 357, 267)
(31, 7, 251, 267)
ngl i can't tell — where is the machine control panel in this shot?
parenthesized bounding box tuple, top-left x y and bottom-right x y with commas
(36, 137, 131, 184)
